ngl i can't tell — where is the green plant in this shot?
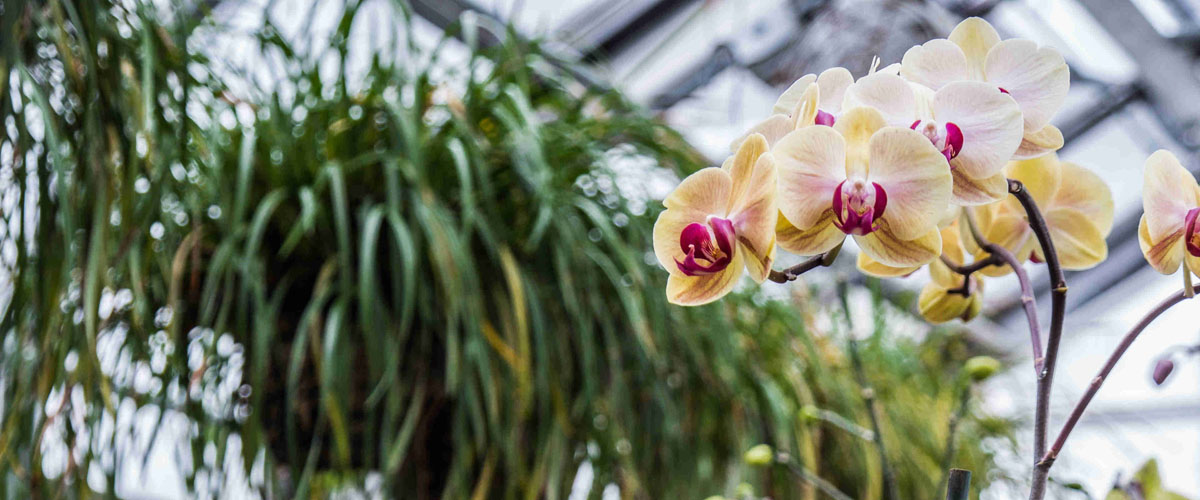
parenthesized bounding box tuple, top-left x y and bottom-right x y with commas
(0, 1, 1013, 498)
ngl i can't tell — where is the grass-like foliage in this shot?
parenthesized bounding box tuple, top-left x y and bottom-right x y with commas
(0, 0, 1013, 498)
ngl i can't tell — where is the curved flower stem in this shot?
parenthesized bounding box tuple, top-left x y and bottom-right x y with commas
(775, 453, 855, 500)
(1028, 286, 1196, 500)
(838, 281, 899, 500)
(767, 244, 842, 283)
(1007, 179, 1066, 470)
(960, 209, 1044, 374)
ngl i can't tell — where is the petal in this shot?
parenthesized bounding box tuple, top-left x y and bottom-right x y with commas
(1045, 208, 1108, 270)
(855, 221, 943, 267)
(1005, 153, 1062, 208)
(1143, 149, 1200, 241)
(666, 251, 746, 306)
(664, 167, 732, 214)
(731, 114, 794, 151)
(935, 81, 1024, 179)
(817, 67, 854, 113)
(775, 127, 847, 230)
(901, 39, 970, 90)
(843, 72, 918, 127)
(1013, 123, 1064, 160)
(727, 133, 770, 212)
(949, 17, 1001, 80)
(835, 107, 889, 175)
(790, 83, 821, 126)
(1052, 161, 1114, 236)
(1187, 252, 1200, 280)
(972, 204, 1035, 277)
(930, 223, 967, 286)
(919, 282, 981, 323)
(984, 39, 1070, 130)
(952, 170, 1009, 206)
(776, 210, 846, 256)
(774, 74, 817, 115)
(867, 127, 953, 241)
(653, 209, 703, 276)
(857, 252, 921, 277)
(877, 62, 902, 75)
(1138, 214, 1185, 275)
(730, 153, 780, 281)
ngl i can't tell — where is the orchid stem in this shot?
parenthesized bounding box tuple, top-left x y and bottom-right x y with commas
(838, 281, 898, 500)
(775, 453, 855, 500)
(767, 244, 841, 283)
(1029, 286, 1197, 500)
(1007, 179, 1068, 500)
(960, 209, 1044, 373)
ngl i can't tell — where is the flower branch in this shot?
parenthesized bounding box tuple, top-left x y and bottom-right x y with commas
(768, 245, 841, 283)
(1028, 285, 1197, 500)
(1007, 178, 1068, 469)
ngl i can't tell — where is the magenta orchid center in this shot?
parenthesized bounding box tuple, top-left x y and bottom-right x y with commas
(675, 217, 736, 276)
(1185, 207, 1200, 258)
(815, 109, 836, 127)
(832, 179, 888, 236)
(910, 120, 964, 162)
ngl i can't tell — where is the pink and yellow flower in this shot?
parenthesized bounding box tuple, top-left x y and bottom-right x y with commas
(775, 106, 951, 267)
(736, 68, 852, 148)
(900, 17, 1069, 160)
(844, 71, 1024, 204)
(967, 153, 1113, 276)
(1138, 150, 1200, 277)
(653, 134, 779, 305)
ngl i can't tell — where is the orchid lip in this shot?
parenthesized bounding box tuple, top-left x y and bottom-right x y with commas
(815, 109, 836, 127)
(674, 217, 736, 276)
(1185, 207, 1200, 258)
(911, 120, 963, 162)
(832, 180, 888, 236)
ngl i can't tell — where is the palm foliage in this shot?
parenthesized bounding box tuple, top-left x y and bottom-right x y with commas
(1, 0, 1013, 498)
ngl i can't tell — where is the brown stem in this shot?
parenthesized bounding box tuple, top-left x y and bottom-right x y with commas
(937, 380, 972, 496)
(767, 244, 841, 283)
(960, 209, 1044, 374)
(1007, 179, 1067, 474)
(1029, 286, 1196, 500)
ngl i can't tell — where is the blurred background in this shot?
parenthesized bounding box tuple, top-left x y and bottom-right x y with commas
(3, 0, 1200, 498)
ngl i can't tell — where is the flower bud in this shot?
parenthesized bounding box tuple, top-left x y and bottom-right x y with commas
(735, 482, 754, 497)
(743, 444, 773, 466)
(1153, 358, 1175, 386)
(964, 356, 1001, 381)
(800, 404, 820, 423)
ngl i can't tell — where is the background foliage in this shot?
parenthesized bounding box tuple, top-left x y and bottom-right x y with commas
(0, 0, 1014, 498)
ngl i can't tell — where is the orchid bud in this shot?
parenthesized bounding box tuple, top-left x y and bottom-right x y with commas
(1152, 357, 1175, 386)
(743, 444, 773, 466)
(799, 404, 820, 423)
(965, 356, 1001, 381)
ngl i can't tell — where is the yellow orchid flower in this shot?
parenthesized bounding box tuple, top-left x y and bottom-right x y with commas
(966, 153, 1113, 276)
(900, 17, 1069, 160)
(1138, 150, 1200, 278)
(653, 134, 779, 305)
(734, 68, 848, 149)
(844, 71, 1024, 204)
(856, 221, 961, 278)
(775, 106, 952, 268)
(919, 221, 985, 323)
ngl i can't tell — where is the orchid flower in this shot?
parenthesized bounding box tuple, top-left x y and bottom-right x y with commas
(653, 134, 779, 305)
(1138, 150, 1200, 281)
(919, 222, 985, 323)
(900, 17, 1069, 160)
(966, 153, 1113, 276)
(736, 68, 852, 148)
(844, 71, 1024, 204)
(775, 106, 952, 268)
